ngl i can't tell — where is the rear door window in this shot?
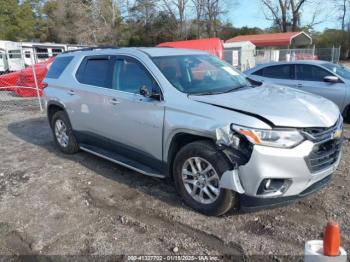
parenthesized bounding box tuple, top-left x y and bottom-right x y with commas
(262, 65, 295, 79)
(296, 64, 332, 81)
(76, 56, 113, 88)
(46, 56, 74, 79)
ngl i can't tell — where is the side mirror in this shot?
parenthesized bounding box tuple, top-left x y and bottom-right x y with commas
(246, 76, 263, 86)
(324, 76, 339, 83)
(140, 85, 161, 100)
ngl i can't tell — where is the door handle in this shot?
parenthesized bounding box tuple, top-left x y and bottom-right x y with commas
(110, 98, 120, 105)
(297, 83, 303, 88)
(68, 90, 75, 96)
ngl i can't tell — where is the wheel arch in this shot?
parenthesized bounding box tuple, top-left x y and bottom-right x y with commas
(342, 103, 350, 122)
(47, 101, 68, 127)
(166, 132, 215, 178)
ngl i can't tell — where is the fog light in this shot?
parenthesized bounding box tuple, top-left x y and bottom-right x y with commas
(257, 178, 291, 196)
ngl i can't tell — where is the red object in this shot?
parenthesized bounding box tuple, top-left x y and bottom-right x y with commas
(323, 222, 341, 256)
(157, 38, 224, 59)
(0, 57, 54, 97)
(226, 32, 309, 47)
(0, 72, 20, 91)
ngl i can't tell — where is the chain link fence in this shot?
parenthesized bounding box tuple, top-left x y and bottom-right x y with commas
(0, 51, 50, 114)
(224, 47, 342, 71)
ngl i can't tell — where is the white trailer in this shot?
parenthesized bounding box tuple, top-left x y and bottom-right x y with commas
(0, 51, 8, 74)
(0, 41, 24, 73)
(21, 42, 67, 66)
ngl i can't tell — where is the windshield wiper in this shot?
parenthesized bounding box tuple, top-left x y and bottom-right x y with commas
(190, 91, 222, 96)
(190, 85, 250, 96)
(222, 85, 250, 93)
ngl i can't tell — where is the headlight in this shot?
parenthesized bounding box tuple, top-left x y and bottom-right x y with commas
(231, 124, 304, 148)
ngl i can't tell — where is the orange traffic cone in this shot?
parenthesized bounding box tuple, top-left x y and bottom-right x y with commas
(323, 222, 341, 256)
(305, 222, 347, 262)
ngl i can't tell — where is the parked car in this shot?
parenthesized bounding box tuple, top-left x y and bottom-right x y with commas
(244, 61, 350, 118)
(43, 47, 343, 216)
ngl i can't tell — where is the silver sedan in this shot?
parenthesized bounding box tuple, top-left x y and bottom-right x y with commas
(245, 60, 350, 117)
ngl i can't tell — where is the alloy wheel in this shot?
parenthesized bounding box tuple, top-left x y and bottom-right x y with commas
(181, 157, 220, 204)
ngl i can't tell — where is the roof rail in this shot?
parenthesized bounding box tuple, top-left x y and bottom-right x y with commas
(62, 45, 119, 54)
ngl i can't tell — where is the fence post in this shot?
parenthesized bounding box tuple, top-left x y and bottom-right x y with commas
(31, 51, 43, 112)
(331, 46, 335, 63)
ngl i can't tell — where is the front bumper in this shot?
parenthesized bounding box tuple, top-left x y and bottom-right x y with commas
(219, 137, 343, 210)
(239, 174, 332, 211)
(238, 138, 342, 197)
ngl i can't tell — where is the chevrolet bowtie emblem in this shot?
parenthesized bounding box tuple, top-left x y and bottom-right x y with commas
(333, 129, 343, 139)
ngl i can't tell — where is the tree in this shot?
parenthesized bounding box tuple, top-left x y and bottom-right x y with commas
(162, 0, 189, 38)
(0, 0, 36, 41)
(332, 0, 350, 58)
(191, 0, 205, 37)
(203, 0, 222, 37)
(260, 0, 321, 32)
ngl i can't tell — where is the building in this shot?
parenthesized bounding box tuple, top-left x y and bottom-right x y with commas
(226, 32, 312, 48)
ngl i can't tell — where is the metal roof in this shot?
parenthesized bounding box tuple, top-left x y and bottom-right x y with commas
(226, 32, 312, 47)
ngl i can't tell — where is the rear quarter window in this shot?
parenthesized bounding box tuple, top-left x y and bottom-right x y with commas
(46, 56, 74, 79)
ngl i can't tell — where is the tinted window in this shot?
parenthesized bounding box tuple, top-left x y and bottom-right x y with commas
(296, 64, 331, 81)
(77, 57, 112, 88)
(36, 48, 49, 59)
(252, 69, 263, 76)
(113, 57, 158, 94)
(46, 56, 74, 79)
(262, 65, 294, 79)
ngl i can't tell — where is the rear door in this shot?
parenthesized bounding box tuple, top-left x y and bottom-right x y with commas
(295, 64, 346, 109)
(251, 64, 296, 87)
(70, 55, 115, 137)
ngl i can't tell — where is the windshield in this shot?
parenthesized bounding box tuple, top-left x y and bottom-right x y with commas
(152, 54, 249, 95)
(322, 63, 350, 80)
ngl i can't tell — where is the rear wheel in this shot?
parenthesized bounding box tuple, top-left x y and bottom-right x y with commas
(51, 111, 79, 154)
(173, 140, 236, 216)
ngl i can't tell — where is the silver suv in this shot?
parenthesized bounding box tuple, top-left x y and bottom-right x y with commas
(43, 47, 344, 216)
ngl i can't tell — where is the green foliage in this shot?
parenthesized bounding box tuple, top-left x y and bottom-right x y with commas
(0, 0, 36, 41)
(315, 29, 350, 58)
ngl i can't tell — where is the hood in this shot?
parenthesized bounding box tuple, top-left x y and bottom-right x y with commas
(190, 85, 340, 128)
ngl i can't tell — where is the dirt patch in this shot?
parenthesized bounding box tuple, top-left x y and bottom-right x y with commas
(0, 96, 349, 258)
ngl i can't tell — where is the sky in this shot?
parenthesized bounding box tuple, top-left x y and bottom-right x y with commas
(227, 0, 339, 32)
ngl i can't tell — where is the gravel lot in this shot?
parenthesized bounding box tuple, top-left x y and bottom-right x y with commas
(0, 94, 349, 260)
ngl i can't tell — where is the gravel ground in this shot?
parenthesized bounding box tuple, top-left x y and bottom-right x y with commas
(0, 94, 349, 260)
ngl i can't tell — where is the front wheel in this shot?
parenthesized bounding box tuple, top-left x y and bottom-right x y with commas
(173, 140, 237, 216)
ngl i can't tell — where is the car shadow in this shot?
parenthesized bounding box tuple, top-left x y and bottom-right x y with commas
(7, 116, 241, 217)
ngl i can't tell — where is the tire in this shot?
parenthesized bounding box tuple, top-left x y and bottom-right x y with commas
(173, 140, 237, 216)
(51, 111, 79, 154)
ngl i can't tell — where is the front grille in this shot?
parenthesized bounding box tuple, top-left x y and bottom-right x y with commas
(302, 117, 343, 143)
(305, 139, 342, 173)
